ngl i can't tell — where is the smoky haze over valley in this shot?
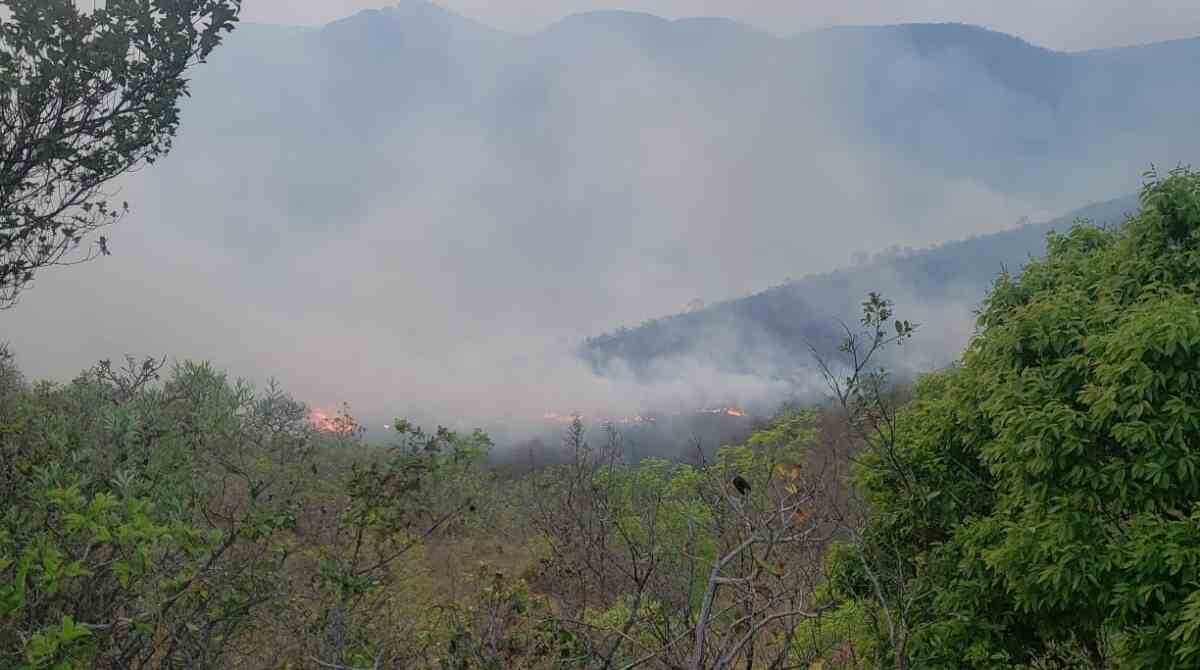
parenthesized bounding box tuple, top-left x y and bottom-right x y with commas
(6, 1, 1199, 436)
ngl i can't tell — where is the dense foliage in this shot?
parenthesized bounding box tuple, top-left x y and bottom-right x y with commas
(0, 0, 241, 306)
(0, 352, 521, 669)
(824, 168, 1200, 669)
(4, 170, 1200, 670)
(5, 5, 1200, 668)
(0, 350, 858, 669)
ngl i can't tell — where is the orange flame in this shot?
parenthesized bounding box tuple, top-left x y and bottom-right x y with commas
(310, 408, 355, 434)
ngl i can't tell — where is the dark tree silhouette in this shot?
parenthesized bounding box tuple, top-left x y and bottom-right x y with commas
(0, 0, 242, 306)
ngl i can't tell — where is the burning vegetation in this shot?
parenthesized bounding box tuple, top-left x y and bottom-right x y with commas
(309, 406, 359, 434)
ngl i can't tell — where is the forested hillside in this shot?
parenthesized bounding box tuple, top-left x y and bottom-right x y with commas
(6, 172, 1200, 669)
(6, 2, 1200, 669)
(582, 194, 1140, 380)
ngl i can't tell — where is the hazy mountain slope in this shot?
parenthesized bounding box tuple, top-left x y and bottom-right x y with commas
(17, 2, 1195, 424)
(581, 195, 1141, 379)
(165, 7, 1199, 266)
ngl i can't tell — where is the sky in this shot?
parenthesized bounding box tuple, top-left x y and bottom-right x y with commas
(240, 0, 1200, 51)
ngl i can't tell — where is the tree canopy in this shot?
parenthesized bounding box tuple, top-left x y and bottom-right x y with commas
(0, 0, 241, 307)
(831, 167, 1200, 668)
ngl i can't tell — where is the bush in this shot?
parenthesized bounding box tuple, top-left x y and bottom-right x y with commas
(831, 167, 1200, 669)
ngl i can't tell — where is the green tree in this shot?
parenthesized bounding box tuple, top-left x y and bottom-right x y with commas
(0, 0, 241, 307)
(0, 357, 313, 669)
(833, 167, 1200, 669)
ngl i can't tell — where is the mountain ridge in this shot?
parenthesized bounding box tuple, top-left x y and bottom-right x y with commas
(580, 194, 1142, 379)
(299, 4, 1190, 54)
(144, 5, 1199, 396)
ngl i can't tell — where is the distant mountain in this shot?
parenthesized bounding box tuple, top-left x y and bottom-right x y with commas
(581, 195, 1141, 379)
(787, 24, 1198, 200)
(120, 3, 1197, 404)
(173, 7, 1200, 256)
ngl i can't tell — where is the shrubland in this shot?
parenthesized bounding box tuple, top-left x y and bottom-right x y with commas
(14, 168, 1200, 669)
(0, 349, 847, 669)
(4, 168, 1200, 669)
(6, 3, 1200, 666)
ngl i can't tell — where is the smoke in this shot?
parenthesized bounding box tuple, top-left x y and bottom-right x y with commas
(2, 5, 1195, 445)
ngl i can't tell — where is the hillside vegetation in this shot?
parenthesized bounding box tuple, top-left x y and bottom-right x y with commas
(6, 2, 1200, 669)
(582, 195, 1139, 380)
(4, 170, 1200, 668)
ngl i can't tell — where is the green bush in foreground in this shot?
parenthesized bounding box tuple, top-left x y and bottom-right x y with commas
(832, 168, 1200, 669)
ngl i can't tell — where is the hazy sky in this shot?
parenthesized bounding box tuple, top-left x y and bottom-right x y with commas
(242, 0, 1200, 51)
